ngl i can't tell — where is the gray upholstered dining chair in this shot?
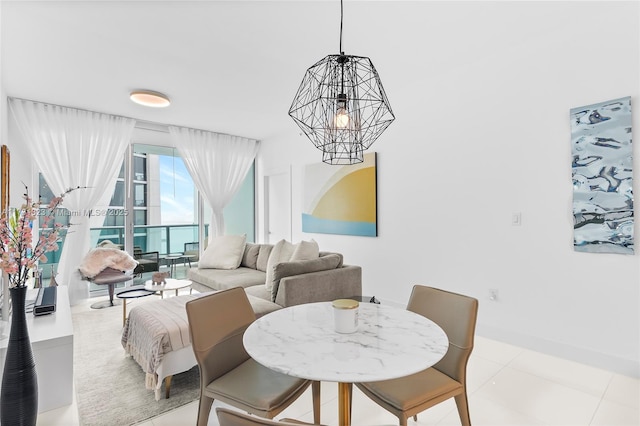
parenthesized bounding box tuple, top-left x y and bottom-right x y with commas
(354, 285, 478, 426)
(186, 287, 320, 426)
(216, 407, 325, 426)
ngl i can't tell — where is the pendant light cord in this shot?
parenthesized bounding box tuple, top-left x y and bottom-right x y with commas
(339, 0, 345, 95)
(339, 0, 343, 54)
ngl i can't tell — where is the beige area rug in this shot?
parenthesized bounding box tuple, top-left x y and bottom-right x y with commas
(72, 296, 200, 426)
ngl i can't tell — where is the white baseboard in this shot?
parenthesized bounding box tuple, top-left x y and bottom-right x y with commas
(362, 296, 639, 378)
(477, 323, 640, 379)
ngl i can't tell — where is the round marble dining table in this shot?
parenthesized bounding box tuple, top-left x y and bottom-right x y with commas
(243, 301, 449, 426)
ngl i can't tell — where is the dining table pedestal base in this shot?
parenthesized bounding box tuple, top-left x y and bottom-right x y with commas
(338, 382, 353, 426)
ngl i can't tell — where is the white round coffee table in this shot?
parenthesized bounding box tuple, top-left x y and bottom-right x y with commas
(144, 278, 192, 298)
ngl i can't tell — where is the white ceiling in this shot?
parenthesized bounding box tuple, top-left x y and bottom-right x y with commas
(1, 1, 409, 141)
(2, 1, 545, 142)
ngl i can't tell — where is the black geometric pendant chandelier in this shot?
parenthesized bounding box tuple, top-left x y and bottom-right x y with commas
(288, 0, 395, 165)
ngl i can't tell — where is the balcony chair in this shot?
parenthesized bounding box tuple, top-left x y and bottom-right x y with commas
(186, 287, 320, 426)
(182, 241, 199, 266)
(354, 285, 478, 426)
(133, 246, 160, 276)
(216, 407, 324, 426)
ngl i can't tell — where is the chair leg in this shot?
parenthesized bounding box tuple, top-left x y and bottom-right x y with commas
(349, 383, 353, 416)
(454, 392, 471, 426)
(399, 415, 408, 426)
(197, 395, 214, 426)
(312, 381, 321, 424)
(413, 415, 417, 421)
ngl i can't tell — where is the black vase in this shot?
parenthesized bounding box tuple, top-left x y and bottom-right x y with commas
(1, 286, 38, 426)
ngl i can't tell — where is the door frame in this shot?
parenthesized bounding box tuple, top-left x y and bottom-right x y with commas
(262, 166, 292, 244)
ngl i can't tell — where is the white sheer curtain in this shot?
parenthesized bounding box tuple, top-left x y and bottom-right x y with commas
(169, 126, 259, 240)
(89, 179, 120, 247)
(9, 98, 135, 305)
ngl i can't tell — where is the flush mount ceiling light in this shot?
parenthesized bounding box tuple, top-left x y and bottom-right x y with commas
(130, 90, 171, 108)
(288, 0, 395, 165)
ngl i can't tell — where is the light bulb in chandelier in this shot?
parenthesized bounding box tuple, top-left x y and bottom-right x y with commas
(335, 107, 350, 129)
(334, 93, 350, 129)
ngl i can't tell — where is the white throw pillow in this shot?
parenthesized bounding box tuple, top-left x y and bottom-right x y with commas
(291, 239, 319, 261)
(265, 239, 295, 290)
(199, 234, 247, 270)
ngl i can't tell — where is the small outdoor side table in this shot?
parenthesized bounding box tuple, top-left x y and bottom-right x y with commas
(162, 255, 184, 277)
(181, 254, 196, 268)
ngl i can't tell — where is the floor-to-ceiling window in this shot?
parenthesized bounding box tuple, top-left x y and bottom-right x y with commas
(38, 140, 255, 290)
(37, 174, 71, 279)
(134, 144, 198, 256)
(96, 163, 126, 246)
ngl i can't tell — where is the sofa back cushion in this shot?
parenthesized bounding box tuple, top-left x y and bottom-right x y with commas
(241, 243, 260, 269)
(319, 251, 343, 268)
(270, 253, 343, 302)
(199, 234, 246, 270)
(265, 239, 320, 290)
(256, 244, 274, 272)
(290, 239, 319, 261)
(265, 240, 296, 291)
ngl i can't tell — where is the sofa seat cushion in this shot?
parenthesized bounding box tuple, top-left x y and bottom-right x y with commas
(244, 284, 271, 302)
(187, 267, 266, 290)
(246, 294, 281, 318)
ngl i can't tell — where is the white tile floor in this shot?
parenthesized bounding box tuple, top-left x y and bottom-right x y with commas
(37, 333, 639, 426)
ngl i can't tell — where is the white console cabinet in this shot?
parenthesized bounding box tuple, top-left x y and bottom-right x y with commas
(0, 286, 74, 413)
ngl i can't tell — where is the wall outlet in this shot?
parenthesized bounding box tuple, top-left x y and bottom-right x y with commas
(489, 289, 499, 301)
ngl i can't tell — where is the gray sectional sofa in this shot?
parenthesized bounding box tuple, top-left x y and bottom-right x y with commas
(122, 239, 362, 400)
(187, 242, 362, 315)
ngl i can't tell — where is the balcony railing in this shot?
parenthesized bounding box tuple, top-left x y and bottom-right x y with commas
(93, 223, 204, 255)
(40, 223, 207, 280)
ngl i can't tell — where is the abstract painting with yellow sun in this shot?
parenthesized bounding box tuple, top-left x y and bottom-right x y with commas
(302, 152, 377, 237)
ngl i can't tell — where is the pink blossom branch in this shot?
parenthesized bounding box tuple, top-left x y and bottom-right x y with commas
(1, 184, 84, 287)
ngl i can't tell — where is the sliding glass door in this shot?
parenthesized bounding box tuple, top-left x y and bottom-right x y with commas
(131, 144, 199, 259)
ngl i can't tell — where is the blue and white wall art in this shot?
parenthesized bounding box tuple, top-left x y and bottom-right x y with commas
(570, 96, 633, 254)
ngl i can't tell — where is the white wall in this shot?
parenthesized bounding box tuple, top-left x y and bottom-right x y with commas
(1, 1, 36, 327)
(0, 7, 35, 206)
(257, 1, 640, 377)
